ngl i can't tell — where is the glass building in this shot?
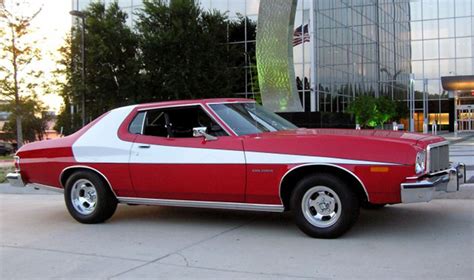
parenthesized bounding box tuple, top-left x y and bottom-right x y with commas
(72, 0, 474, 131)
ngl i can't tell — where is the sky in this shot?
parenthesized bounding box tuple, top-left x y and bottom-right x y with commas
(3, 0, 71, 113)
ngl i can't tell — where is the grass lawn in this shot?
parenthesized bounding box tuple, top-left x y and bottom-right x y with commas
(0, 155, 14, 161)
(0, 165, 15, 183)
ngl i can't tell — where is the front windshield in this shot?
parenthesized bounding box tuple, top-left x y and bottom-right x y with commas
(209, 102, 298, 136)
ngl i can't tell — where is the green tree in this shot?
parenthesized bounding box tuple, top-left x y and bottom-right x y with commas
(349, 95, 398, 128)
(55, 1, 140, 134)
(348, 95, 377, 128)
(53, 36, 82, 135)
(0, 97, 52, 142)
(137, 0, 235, 101)
(83, 1, 140, 115)
(374, 96, 396, 127)
(0, 3, 44, 147)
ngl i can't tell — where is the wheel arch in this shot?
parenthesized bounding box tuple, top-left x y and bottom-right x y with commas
(59, 165, 117, 198)
(279, 163, 369, 210)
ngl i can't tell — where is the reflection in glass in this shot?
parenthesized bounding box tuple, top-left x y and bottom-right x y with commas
(246, 0, 259, 15)
(438, 19, 455, 38)
(423, 20, 438, 39)
(456, 37, 472, 58)
(424, 60, 440, 79)
(423, 39, 439, 60)
(412, 60, 423, 78)
(211, 0, 228, 11)
(411, 21, 423, 40)
(438, 0, 455, 18)
(454, 0, 472, 17)
(422, 0, 438, 20)
(455, 17, 472, 37)
(456, 58, 473, 75)
(439, 38, 455, 58)
(439, 59, 456, 76)
(410, 0, 422, 21)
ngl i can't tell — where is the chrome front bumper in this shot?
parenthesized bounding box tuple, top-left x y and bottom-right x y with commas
(401, 163, 466, 203)
(7, 172, 25, 187)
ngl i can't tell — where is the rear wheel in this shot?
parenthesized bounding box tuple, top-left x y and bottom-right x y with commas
(64, 171, 117, 224)
(290, 174, 360, 238)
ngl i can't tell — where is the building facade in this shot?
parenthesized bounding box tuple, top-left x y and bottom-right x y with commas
(72, 0, 474, 131)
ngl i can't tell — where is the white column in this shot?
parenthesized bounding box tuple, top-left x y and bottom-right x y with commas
(309, 0, 318, 112)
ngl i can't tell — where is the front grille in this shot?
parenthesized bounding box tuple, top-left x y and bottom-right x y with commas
(428, 143, 449, 173)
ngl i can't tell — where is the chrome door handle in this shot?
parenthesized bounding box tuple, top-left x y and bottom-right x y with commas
(138, 145, 151, 149)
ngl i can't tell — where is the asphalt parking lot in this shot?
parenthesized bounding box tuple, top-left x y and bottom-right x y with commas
(1, 136, 473, 279)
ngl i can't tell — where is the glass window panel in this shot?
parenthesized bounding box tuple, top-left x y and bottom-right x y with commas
(424, 60, 439, 79)
(293, 45, 304, 64)
(438, 0, 455, 18)
(411, 21, 423, 40)
(438, 19, 455, 38)
(422, 0, 438, 20)
(426, 79, 440, 95)
(455, 17, 472, 37)
(78, 0, 89, 10)
(246, 0, 259, 15)
(412, 60, 423, 78)
(455, 0, 472, 17)
(410, 0, 422, 21)
(228, 0, 245, 17)
(412, 40, 423, 60)
(439, 59, 456, 76)
(456, 58, 473, 75)
(423, 39, 439, 59)
(456, 37, 473, 57)
(200, 0, 211, 10)
(423, 20, 438, 39)
(439, 38, 455, 58)
(211, 0, 228, 11)
(414, 79, 424, 93)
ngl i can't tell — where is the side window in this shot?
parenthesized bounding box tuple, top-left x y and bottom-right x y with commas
(129, 106, 228, 138)
(129, 112, 145, 134)
(143, 109, 169, 137)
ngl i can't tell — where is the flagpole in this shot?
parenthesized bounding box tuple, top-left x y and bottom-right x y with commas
(309, 0, 318, 112)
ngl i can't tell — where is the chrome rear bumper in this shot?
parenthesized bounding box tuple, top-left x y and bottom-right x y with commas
(7, 172, 25, 187)
(401, 163, 466, 203)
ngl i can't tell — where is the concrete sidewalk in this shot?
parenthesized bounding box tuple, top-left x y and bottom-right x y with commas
(1, 194, 473, 279)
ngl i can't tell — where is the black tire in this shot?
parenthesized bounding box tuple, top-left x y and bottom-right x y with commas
(290, 174, 360, 238)
(361, 201, 386, 210)
(64, 170, 117, 224)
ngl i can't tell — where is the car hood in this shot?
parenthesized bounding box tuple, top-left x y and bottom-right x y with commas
(257, 128, 445, 146)
(242, 129, 447, 165)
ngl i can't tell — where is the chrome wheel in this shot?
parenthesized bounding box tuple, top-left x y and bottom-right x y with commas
(70, 179, 97, 215)
(301, 186, 342, 228)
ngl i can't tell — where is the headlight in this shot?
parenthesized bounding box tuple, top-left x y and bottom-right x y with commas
(415, 150, 426, 174)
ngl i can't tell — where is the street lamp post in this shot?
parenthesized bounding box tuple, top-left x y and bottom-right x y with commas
(69, 10, 86, 127)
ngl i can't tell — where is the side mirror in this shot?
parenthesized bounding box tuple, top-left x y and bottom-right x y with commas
(193, 127, 217, 141)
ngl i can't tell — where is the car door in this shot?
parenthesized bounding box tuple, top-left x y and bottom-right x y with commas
(128, 105, 246, 202)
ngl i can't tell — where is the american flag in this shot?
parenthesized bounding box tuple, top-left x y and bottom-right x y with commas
(293, 24, 310, 46)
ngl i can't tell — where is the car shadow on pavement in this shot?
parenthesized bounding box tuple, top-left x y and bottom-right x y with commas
(100, 201, 472, 239)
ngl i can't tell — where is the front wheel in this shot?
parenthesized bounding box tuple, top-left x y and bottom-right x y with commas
(290, 174, 360, 238)
(64, 171, 117, 224)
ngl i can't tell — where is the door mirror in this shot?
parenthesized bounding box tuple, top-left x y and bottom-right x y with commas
(193, 127, 217, 141)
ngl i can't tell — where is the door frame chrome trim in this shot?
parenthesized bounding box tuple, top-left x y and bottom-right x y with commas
(117, 197, 284, 212)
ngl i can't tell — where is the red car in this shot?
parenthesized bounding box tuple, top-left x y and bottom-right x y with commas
(7, 98, 466, 238)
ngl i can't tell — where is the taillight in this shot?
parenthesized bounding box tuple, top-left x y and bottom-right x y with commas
(14, 156, 20, 172)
